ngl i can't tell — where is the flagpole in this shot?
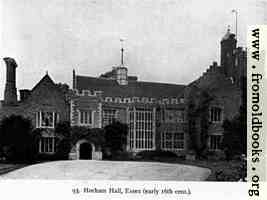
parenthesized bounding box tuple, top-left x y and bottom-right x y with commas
(120, 38, 124, 65)
(232, 9, 238, 40)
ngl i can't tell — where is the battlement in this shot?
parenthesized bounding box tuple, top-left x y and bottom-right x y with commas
(103, 96, 185, 105)
(73, 89, 103, 97)
(198, 61, 224, 81)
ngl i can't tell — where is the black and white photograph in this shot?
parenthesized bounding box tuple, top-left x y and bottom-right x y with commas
(0, 0, 265, 189)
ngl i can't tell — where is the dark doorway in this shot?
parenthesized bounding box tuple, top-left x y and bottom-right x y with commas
(79, 143, 92, 159)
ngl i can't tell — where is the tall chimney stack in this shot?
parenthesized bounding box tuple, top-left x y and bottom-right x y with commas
(3, 57, 18, 105)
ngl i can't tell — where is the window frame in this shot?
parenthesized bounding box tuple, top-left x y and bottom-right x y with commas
(129, 108, 155, 151)
(102, 109, 118, 127)
(161, 131, 185, 151)
(210, 106, 223, 123)
(39, 136, 55, 154)
(78, 109, 93, 126)
(36, 111, 59, 128)
(164, 109, 185, 123)
(209, 135, 222, 151)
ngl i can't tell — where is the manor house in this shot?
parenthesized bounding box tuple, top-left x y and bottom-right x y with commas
(0, 28, 246, 160)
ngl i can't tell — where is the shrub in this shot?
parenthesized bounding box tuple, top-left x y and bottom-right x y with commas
(55, 138, 71, 160)
(36, 153, 62, 161)
(214, 160, 247, 181)
(55, 121, 71, 159)
(55, 121, 71, 138)
(104, 151, 134, 161)
(104, 121, 128, 153)
(0, 115, 39, 163)
(136, 150, 178, 161)
(222, 110, 246, 160)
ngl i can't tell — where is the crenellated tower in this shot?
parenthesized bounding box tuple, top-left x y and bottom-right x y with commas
(220, 27, 237, 78)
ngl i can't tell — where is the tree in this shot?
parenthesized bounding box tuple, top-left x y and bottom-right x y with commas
(0, 115, 39, 162)
(56, 83, 74, 103)
(104, 121, 128, 153)
(187, 87, 213, 158)
(222, 106, 246, 160)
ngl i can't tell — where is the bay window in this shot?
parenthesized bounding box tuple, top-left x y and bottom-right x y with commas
(129, 108, 155, 150)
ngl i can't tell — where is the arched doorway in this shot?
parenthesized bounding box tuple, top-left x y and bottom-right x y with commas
(79, 142, 92, 159)
(70, 139, 100, 160)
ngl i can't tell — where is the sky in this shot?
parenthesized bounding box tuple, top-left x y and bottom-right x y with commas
(0, 0, 266, 100)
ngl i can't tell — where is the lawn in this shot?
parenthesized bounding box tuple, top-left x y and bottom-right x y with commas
(0, 163, 27, 175)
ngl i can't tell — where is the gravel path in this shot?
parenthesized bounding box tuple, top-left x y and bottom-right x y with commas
(0, 160, 211, 181)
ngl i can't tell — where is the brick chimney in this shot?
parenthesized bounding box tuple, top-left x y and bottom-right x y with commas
(3, 57, 18, 105)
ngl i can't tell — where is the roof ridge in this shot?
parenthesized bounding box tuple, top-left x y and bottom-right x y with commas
(137, 80, 186, 86)
(31, 74, 55, 92)
(76, 74, 186, 87)
(75, 75, 185, 98)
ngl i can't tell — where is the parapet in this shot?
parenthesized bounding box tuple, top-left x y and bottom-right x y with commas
(196, 61, 225, 87)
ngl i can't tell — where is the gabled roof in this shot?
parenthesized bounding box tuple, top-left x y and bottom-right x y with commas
(76, 75, 185, 98)
(19, 73, 68, 105)
(31, 74, 56, 92)
(19, 74, 59, 102)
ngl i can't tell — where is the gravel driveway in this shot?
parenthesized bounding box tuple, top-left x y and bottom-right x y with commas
(0, 160, 211, 181)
